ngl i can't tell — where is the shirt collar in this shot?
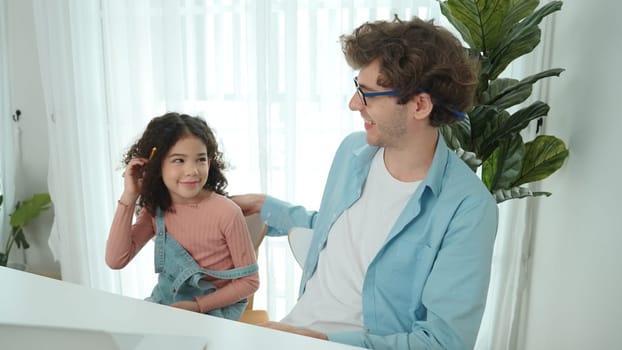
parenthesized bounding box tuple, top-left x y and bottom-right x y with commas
(422, 132, 449, 198)
(351, 131, 450, 198)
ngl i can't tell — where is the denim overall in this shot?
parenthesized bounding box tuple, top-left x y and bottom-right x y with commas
(146, 208, 258, 320)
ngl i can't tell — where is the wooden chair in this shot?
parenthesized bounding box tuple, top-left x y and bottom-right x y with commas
(238, 214, 269, 324)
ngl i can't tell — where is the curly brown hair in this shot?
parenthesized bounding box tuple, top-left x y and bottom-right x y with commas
(123, 112, 228, 214)
(340, 15, 478, 126)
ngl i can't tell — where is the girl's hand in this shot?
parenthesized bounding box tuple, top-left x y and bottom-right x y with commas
(169, 300, 200, 313)
(119, 158, 148, 204)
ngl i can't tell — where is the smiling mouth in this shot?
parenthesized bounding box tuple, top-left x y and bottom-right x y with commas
(179, 180, 200, 186)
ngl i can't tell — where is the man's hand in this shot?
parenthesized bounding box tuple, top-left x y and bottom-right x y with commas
(229, 194, 266, 216)
(169, 300, 200, 313)
(259, 321, 328, 340)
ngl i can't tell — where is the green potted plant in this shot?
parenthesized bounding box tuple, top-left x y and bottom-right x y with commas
(438, 0, 569, 203)
(0, 192, 52, 267)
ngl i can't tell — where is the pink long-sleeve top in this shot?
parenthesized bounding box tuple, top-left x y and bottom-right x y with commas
(105, 192, 259, 313)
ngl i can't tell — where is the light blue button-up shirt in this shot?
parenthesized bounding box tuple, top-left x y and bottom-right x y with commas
(260, 131, 498, 349)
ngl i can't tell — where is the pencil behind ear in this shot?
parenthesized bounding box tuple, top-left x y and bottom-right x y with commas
(148, 147, 157, 160)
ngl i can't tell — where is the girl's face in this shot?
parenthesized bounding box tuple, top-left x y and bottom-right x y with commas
(161, 135, 210, 204)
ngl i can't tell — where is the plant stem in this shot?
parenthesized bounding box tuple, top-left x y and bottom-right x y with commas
(4, 228, 18, 259)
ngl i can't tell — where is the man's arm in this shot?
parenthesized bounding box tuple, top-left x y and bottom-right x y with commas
(259, 196, 318, 237)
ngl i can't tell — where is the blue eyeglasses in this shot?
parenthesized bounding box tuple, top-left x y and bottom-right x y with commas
(353, 77, 465, 120)
(353, 77, 400, 106)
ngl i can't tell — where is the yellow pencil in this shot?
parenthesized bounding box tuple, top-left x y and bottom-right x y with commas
(148, 146, 157, 160)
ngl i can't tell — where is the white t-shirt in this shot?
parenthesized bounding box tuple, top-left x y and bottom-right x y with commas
(281, 148, 420, 333)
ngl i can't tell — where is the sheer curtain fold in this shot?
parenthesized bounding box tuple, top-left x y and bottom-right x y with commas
(0, 0, 16, 247)
(28, 1, 538, 348)
(32, 0, 116, 288)
(475, 200, 531, 349)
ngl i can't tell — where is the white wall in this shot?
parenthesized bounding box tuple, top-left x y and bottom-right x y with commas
(6, 0, 58, 277)
(517, 1, 622, 349)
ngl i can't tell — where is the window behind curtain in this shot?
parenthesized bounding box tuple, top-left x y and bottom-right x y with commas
(98, 0, 440, 320)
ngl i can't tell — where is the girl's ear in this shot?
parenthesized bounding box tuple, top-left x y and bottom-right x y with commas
(409, 92, 433, 120)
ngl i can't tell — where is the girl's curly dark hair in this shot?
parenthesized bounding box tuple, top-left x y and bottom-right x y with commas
(123, 112, 228, 214)
(340, 15, 479, 127)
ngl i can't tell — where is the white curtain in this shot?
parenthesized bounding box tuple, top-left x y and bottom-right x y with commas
(475, 200, 531, 349)
(0, 0, 16, 250)
(29, 0, 542, 348)
(473, 17, 554, 345)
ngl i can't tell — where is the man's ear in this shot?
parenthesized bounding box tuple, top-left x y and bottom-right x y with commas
(410, 93, 433, 120)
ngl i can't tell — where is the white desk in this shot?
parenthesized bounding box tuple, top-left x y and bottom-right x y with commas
(0, 267, 361, 350)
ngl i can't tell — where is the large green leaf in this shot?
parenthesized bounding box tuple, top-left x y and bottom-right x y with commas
(487, 68, 564, 109)
(470, 105, 506, 139)
(507, 1, 562, 37)
(482, 134, 525, 190)
(478, 101, 549, 159)
(440, 0, 510, 53)
(481, 78, 521, 105)
(486, 1, 562, 79)
(512, 135, 569, 186)
(500, 0, 540, 35)
(440, 0, 559, 80)
(441, 115, 472, 151)
(10, 193, 52, 228)
(486, 24, 541, 80)
(484, 68, 564, 109)
(493, 186, 551, 203)
(473, 109, 510, 159)
(439, 1, 477, 49)
(455, 148, 482, 172)
(441, 0, 540, 55)
(500, 101, 549, 135)
(441, 118, 482, 172)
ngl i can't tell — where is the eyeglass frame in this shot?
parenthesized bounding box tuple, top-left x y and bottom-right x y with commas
(353, 77, 400, 106)
(353, 77, 466, 120)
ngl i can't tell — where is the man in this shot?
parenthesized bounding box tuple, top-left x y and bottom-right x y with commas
(232, 16, 498, 350)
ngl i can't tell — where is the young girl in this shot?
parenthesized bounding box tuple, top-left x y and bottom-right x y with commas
(105, 112, 259, 320)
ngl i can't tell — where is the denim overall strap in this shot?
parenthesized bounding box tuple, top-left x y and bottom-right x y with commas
(171, 250, 258, 294)
(154, 207, 166, 273)
(187, 262, 258, 289)
(154, 208, 258, 296)
(148, 209, 256, 320)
